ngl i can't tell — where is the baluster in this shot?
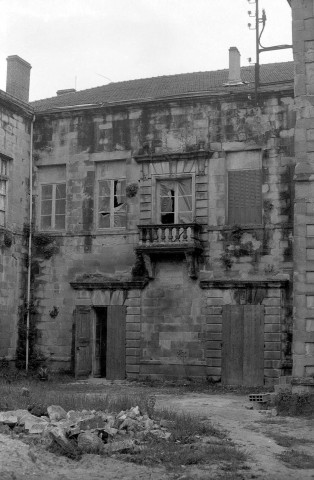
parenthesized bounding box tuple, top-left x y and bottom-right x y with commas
(141, 227, 146, 244)
(161, 226, 166, 242)
(153, 226, 159, 243)
(175, 226, 180, 242)
(182, 225, 188, 242)
(148, 227, 153, 245)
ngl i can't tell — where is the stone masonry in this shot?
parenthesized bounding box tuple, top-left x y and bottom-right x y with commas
(292, 0, 314, 389)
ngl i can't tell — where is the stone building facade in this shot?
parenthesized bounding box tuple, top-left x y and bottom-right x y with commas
(29, 56, 295, 385)
(0, 56, 32, 360)
(291, 0, 314, 391)
(3, 2, 314, 388)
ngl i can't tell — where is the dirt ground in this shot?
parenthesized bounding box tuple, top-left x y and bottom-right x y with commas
(0, 383, 314, 479)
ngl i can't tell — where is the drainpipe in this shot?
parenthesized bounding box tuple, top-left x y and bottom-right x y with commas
(26, 114, 35, 373)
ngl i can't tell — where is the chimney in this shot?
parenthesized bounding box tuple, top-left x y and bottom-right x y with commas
(228, 47, 241, 84)
(56, 88, 76, 96)
(6, 55, 32, 103)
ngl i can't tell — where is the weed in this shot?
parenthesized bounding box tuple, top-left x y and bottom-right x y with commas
(277, 450, 314, 469)
(154, 408, 224, 443)
(266, 433, 313, 448)
(274, 392, 314, 417)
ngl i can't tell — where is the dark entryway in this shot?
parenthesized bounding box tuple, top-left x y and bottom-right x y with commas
(221, 305, 264, 386)
(74, 304, 126, 380)
(94, 307, 107, 377)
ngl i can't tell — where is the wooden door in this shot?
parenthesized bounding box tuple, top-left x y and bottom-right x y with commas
(222, 305, 264, 386)
(106, 305, 126, 380)
(243, 305, 264, 386)
(74, 306, 92, 379)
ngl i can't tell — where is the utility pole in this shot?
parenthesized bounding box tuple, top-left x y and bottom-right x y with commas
(247, 0, 292, 106)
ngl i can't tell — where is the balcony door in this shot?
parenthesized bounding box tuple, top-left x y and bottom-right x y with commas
(157, 178, 193, 224)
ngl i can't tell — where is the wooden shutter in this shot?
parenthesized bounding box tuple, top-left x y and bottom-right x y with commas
(74, 306, 92, 379)
(228, 170, 262, 225)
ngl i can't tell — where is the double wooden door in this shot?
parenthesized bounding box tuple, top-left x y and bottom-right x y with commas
(74, 305, 126, 380)
(221, 305, 264, 386)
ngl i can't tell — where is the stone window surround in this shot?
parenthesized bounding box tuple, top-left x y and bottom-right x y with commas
(0, 154, 9, 227)
(151, 173, 196, 225)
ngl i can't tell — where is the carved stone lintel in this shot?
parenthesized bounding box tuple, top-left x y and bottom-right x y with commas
(143, 254, 154, 279)
(185, 252, 197, 278)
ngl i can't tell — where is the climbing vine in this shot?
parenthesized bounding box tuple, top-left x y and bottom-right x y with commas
(15, 301, 46, 371)
(220, 225, 261, 270)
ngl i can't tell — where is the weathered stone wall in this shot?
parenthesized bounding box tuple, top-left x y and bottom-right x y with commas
(291, 0, 314, 388)
(32, 90, 295, 381)
(0, 98, 31, 359)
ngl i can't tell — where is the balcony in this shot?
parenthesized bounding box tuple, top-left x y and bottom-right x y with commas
(136, 223, 203, 278)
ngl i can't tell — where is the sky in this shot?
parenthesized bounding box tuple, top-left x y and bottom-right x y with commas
(0, 0, 293, 102)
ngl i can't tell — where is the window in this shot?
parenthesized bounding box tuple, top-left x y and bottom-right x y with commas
(228, 169, 262, 225)
(0, 157, 8, 226)
(97, 179, 126, 228)
(157, 178, 193, 224)
(40, 183, 66, 230)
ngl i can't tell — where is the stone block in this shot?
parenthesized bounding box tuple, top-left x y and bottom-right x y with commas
(264, 315, 281, 324)
(126, 356, 140, 364)
(126, 314, 140, 323)
(127, 306, 141, 315)
(126, 323, 141, 332)
(264, 351, 281, 360)
(125, 331, 141, 340)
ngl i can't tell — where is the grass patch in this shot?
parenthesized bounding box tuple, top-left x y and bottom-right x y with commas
(266, 433, 314, 448)
(274, 392, 314, 417)
(0, 377, 152, 414)
(153, 407, 225, 442)
(121, 408, 246, 474)
(278, 450, 314, 469)
(125, 438, 246, 469)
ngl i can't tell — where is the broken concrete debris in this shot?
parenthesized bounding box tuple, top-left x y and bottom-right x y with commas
(0, 405, 171, 456)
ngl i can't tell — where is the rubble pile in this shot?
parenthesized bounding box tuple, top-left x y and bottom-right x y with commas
(0, 404, 172, 456)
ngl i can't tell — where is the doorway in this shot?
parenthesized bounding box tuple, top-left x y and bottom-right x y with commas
(74, 304, 126, 379)
(94, 307, 107, 377)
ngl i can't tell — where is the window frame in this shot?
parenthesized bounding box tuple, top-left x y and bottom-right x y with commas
(39, 182, 66, 231)
(153, 174, 195, 225)
(96, 178, 127, 230)
(0, 156, 8, 227)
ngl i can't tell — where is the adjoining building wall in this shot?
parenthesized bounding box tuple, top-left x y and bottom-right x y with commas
(0, 95, 31, 359)
(32, 90, 295, 383)
(291, 0, 314, 390)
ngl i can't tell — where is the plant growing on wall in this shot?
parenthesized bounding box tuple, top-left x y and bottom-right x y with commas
(33, 232, 59, 259)
(220, 225, 261, 270)
(126, 182, 139, 198)
(15, 301, 46, 371)
(131, 253, 148, 278)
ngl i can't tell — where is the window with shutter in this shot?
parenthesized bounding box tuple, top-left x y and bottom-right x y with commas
(228, 169, 262, 225)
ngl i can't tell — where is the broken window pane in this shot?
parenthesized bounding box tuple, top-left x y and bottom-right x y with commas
(98, 179, 126, 229)
(158, 178, 193, 224)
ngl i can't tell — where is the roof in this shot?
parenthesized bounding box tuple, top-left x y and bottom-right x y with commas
(31, 61, 294, 113)
(0, 88, 34, 117)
